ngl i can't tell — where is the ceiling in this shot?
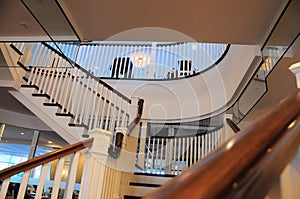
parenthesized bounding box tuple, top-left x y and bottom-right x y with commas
(0, 0, 288, 44)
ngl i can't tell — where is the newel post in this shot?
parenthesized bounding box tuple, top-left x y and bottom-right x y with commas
(78, 129, 112, 199)
(278, 62, 300, 199)
(289, 62, 300, 88)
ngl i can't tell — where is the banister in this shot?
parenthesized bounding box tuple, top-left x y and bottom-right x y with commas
(41, 42, 132, 103)
(226, 118, 240, 133)
(144, 89, 300, 199)
(0, 138, 94, 181)
(127, 99, 144, 136)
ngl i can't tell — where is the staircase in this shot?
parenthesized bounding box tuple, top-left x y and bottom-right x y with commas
(7, 42, 133, 143)
(124, 173, 174, 198)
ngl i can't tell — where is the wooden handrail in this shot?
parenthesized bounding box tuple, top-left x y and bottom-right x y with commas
(144, 89, 300, 199)
(127, 99, 144, 136)
(0, 138, 94, 180)
(226, 118, 240, 133)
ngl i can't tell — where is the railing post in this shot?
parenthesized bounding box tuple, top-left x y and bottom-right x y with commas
(289, 62, 300, 88)
(222, 114, 236, 142)
(278, 62, 300, 199)
(79, 129, 112, 199)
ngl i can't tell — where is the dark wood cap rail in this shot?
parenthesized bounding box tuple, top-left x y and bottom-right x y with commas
(144, 89, 300, 199)
(127, 99, 144, 136)
(0, 138, 94, 181)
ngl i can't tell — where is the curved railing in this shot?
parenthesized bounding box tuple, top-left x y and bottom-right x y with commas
(0, 138, 94, 199)
(144, 90, 300, 199)
(137, 126, 225, 175)
(48, 41, 230, 80)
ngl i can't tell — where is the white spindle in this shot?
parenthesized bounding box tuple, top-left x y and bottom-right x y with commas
(87, 80, 98, 130)
(0, 178, 10, 199)
(64, 152, 80, 199)
(35, 163, 49, 199)
(160, 138, 164, 173)
(155, 138, 159, 173)
(151, 138, 155, 173)
(51, 158, 65, 199)
(72, 69, 84, 122)
(17, 170, 30, 199)
(185, 137, 189, 169)
(104, 90, 112, 130)
(198, 135, 201, 160)
(177, 138, 181, 174)
(173, 138, 177, 174)
(194, 136, 197, 164)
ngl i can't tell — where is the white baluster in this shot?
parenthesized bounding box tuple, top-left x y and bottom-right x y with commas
(173, 137, 177, 174)
(51, 158, 65, 199)
(155, 138, 160, 173)
(0, 178, 10, 199)
(151, 138, 155, 173)
(99, 88, 108, 129)
(86, 79, 97, 130)
(35, 163, 49, 199)
(160, 138, 164, 174)
(63, 152, 80, 199)
(178, 138, 182, 174)
(186, 136, 189, 168)
(17, 170, 30, 199)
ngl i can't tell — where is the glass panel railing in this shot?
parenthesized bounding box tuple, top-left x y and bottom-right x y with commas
(260, 0, 300, 79)
(228, 0, 300, 123)
(20, 0, 79, 42)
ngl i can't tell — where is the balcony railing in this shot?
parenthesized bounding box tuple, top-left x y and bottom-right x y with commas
(45, 41, 229, 80)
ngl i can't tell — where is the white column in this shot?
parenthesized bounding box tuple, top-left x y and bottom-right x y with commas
(280, 62, 300, 198)
(289, 62, 300, 88)
(79, 129, 112, 199)
(280, 151, 300, 199)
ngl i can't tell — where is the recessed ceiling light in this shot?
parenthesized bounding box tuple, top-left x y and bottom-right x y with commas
(48, 141, 53, 144)
(20, 22, 28, 29)
(20, 132, 24, 135)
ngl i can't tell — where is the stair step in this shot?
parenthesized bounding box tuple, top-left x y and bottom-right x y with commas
(21, 84, 39, 90)
(56, 112, 74, 118)
(32, 93, 50, 99)
(129, 182, 161, 188)
(43, 102, 63, 109)
(124, 196, 142, 199)
(68, 123, 89, 129)
(10, 44, 23, 55)
(17, 61, 30, 71)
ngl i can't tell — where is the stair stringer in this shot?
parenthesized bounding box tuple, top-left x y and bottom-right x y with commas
(9, 88, 86, 144)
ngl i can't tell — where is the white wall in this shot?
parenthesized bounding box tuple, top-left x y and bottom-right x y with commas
(105, 45, 261, 123)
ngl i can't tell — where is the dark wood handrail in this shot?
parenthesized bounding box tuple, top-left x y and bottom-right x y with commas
(226, 118, 240, 133)
(0, 138, 94, 181)
(127, 99, 144, 136)
(144, 89, 300, 199)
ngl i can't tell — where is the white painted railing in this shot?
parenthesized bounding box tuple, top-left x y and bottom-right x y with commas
(140, 127, 225, 175)
(47, 41, 229, 80)
(12, 42, 131, 136)
(0, 138, 93, 199)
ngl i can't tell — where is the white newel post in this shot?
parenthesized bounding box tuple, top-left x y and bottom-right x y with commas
(289, 62, 300, 88)
(278, 62, 300, 199)
(78, 129, 112, 199)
